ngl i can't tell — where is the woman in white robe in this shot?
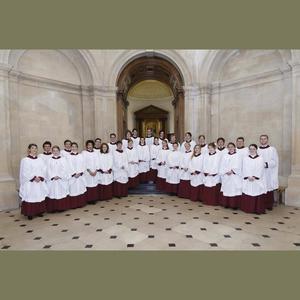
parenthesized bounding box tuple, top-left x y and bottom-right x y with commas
(202, 143, 222, 206)
(46, 146, 70, 212)
(113, 141, 129, 198)
(82, 140, 100, 204)
(219, 142, 242, 209)
(158, 130, 168, 148)
(149, 137, 160, 182)
(178, 142, 192, 199)
(188, 144, 204, 202)
(126, 139, 139, 189)
(137, 137, 151, 183)
(257, 134, 279, 210)
(156, 140, 170, 191)
(98, 143, 114, 200)
(38, 141, 52, 164)
(241, 144, 267, 214)
(165, 142, 182, 194)
(19, 144, 48, 219)
(67, 142, 87, 209)
(60, 139, 72, 158)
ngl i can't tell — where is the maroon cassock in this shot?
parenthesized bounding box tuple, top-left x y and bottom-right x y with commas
(190, 184, 203, 202)
(156, 177, 166, 191)
(219, 193, 241, 209)
(165, 182, 178, 194)
(149, 168, 158, 183)
(21, 201, 46, 217)
(46, 196, 70, 212)
(263, 190, 274, 210)
(177, 180, 191, 199)
(139, 171, 151, 183)
(128, 176, 140, 189)
(240, 193, 266, 214)
(202, 183, 221, 206)
(86, 186, 100, 203)
(99, 184, 113, 200)
(113, 182, 128, 198)
(68, 193, 87, 209)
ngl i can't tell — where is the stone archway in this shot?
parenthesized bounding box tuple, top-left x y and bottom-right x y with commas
(116, 53, 185, 140)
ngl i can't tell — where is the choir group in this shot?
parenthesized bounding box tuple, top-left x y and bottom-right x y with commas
(19, 129, 279, 220)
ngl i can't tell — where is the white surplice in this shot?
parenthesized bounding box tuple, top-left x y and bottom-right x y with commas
(188, 154, 204, 187)
(156, 149, 170, 179)
(82, 150, 99, 188)
(98, 152, 114, 185)
(126, 147, 139, 178)
(113, 150, 129, 183)
(166, 150, 182, 184)
(137, 145, 150, 173)
(202, 152, 221, 187)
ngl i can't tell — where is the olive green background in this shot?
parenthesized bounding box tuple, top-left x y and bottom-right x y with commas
(0, 0, 299, 299)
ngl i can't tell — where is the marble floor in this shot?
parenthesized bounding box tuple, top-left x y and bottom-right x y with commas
(0, 194, 300, 250)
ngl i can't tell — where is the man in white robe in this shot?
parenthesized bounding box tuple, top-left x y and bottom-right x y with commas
(198, 135, 208, 155)
(180, 132, 196, 152)
(257, 134, 279, 209)
(108, 133, 117, 153)
(38, 141, 53, 164)
(61, 139, 72, 158)
(236, 137, 249, 158)
(126, 139, 139, 188)
(131, 128, 140, 148)
(145, 128, 154, 147)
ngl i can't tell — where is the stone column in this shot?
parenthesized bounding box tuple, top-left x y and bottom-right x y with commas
(0, 66, 18, 210)
(92, 86, 118, 142)
(286, 63, 300, 206)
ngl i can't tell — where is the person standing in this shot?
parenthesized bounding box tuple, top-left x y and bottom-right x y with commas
(202, 143, 221, 206)
(122, 130, 132, 150)
(156, 140, 170, 191)
(19, 144, 48, 220)
(165, 142, 182, 195)
(219, 142, 242, 209)
(257, 134, 279, 210)
(98, 143, 114, 200)
(82, 140, 100, 204)
(46, 146, 70, 212)
(94, 138, 102, 153)
(178, 142, 192, 199)
(236, 136, 249, 158)
(113, 141, 129, 198)
(149, 137, 161, 182)
(240, 144, 267, 214)
(189, 144, 204, 202)
(126, 139, 139, 189)
(131, 128, 140, 148)
(145, 128, 154, 147)
(137, 137, 151, 183)
(109, 133, 118, 153)
(197, 135, 208, 155)
(67, 142, 87, 209)
(181, 132, 196, 152)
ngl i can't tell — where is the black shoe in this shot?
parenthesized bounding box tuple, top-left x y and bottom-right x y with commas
(28, 216, 33, 220)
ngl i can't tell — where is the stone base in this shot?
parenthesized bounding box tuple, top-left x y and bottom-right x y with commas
(286, 174, 300, 207)
(0, 177, 19, 211)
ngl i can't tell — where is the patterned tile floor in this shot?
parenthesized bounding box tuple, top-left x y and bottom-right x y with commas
(0, 194, 300, 250)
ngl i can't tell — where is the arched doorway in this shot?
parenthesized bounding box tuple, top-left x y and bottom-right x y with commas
(116, 53, 185, 140)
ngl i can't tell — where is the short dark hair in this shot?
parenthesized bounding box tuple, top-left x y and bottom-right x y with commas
(71, 142, 78, 148)
(100, 143, 109, 153)
(185, 132, 192, 137)
(64, 139, 72, 145)
(227, 142, 236, 148)
(217, 137, 225, 143)
(198, 135, 205, 139)
(236, 136, 244, 142)
(260, 134, 269, 139)
(249, 143, 258, 150)
(52, 145, 60, 151)
(208, 142, 216, 149)
(28, 143, 38, 150)
(110, 133, 116, 138)
(85, 140, 95, 147)
(95, 138, 101, 142)
(116, 140, 122, 146)
(42, 141, 52, 148)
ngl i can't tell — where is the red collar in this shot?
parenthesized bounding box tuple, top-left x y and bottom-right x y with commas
(52, 156, 61, 159)
(116, 149, 123, 153)
(64, 149, 71, 152)
(200, 144, 206, 148)
(110, 142, 116, 145)
(71, 152, 78, 155)
(27, 155, 37, 159)
(43, 152, 52, 155)
(218, 147, 225, 151)
(209, 152, 217, 156)
(94, 147, 100, 150)
(194, 153, 201, 157)
(249, 154, 259, 159)
(86, 149, 94, 152)
(185, 150, 192, 153)
(259, 145, 270, 149)
(237, 146, 245, 149)
(127, 147, 133, 150)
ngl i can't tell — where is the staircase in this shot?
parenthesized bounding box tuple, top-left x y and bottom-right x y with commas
(128, 182, 165, 195)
